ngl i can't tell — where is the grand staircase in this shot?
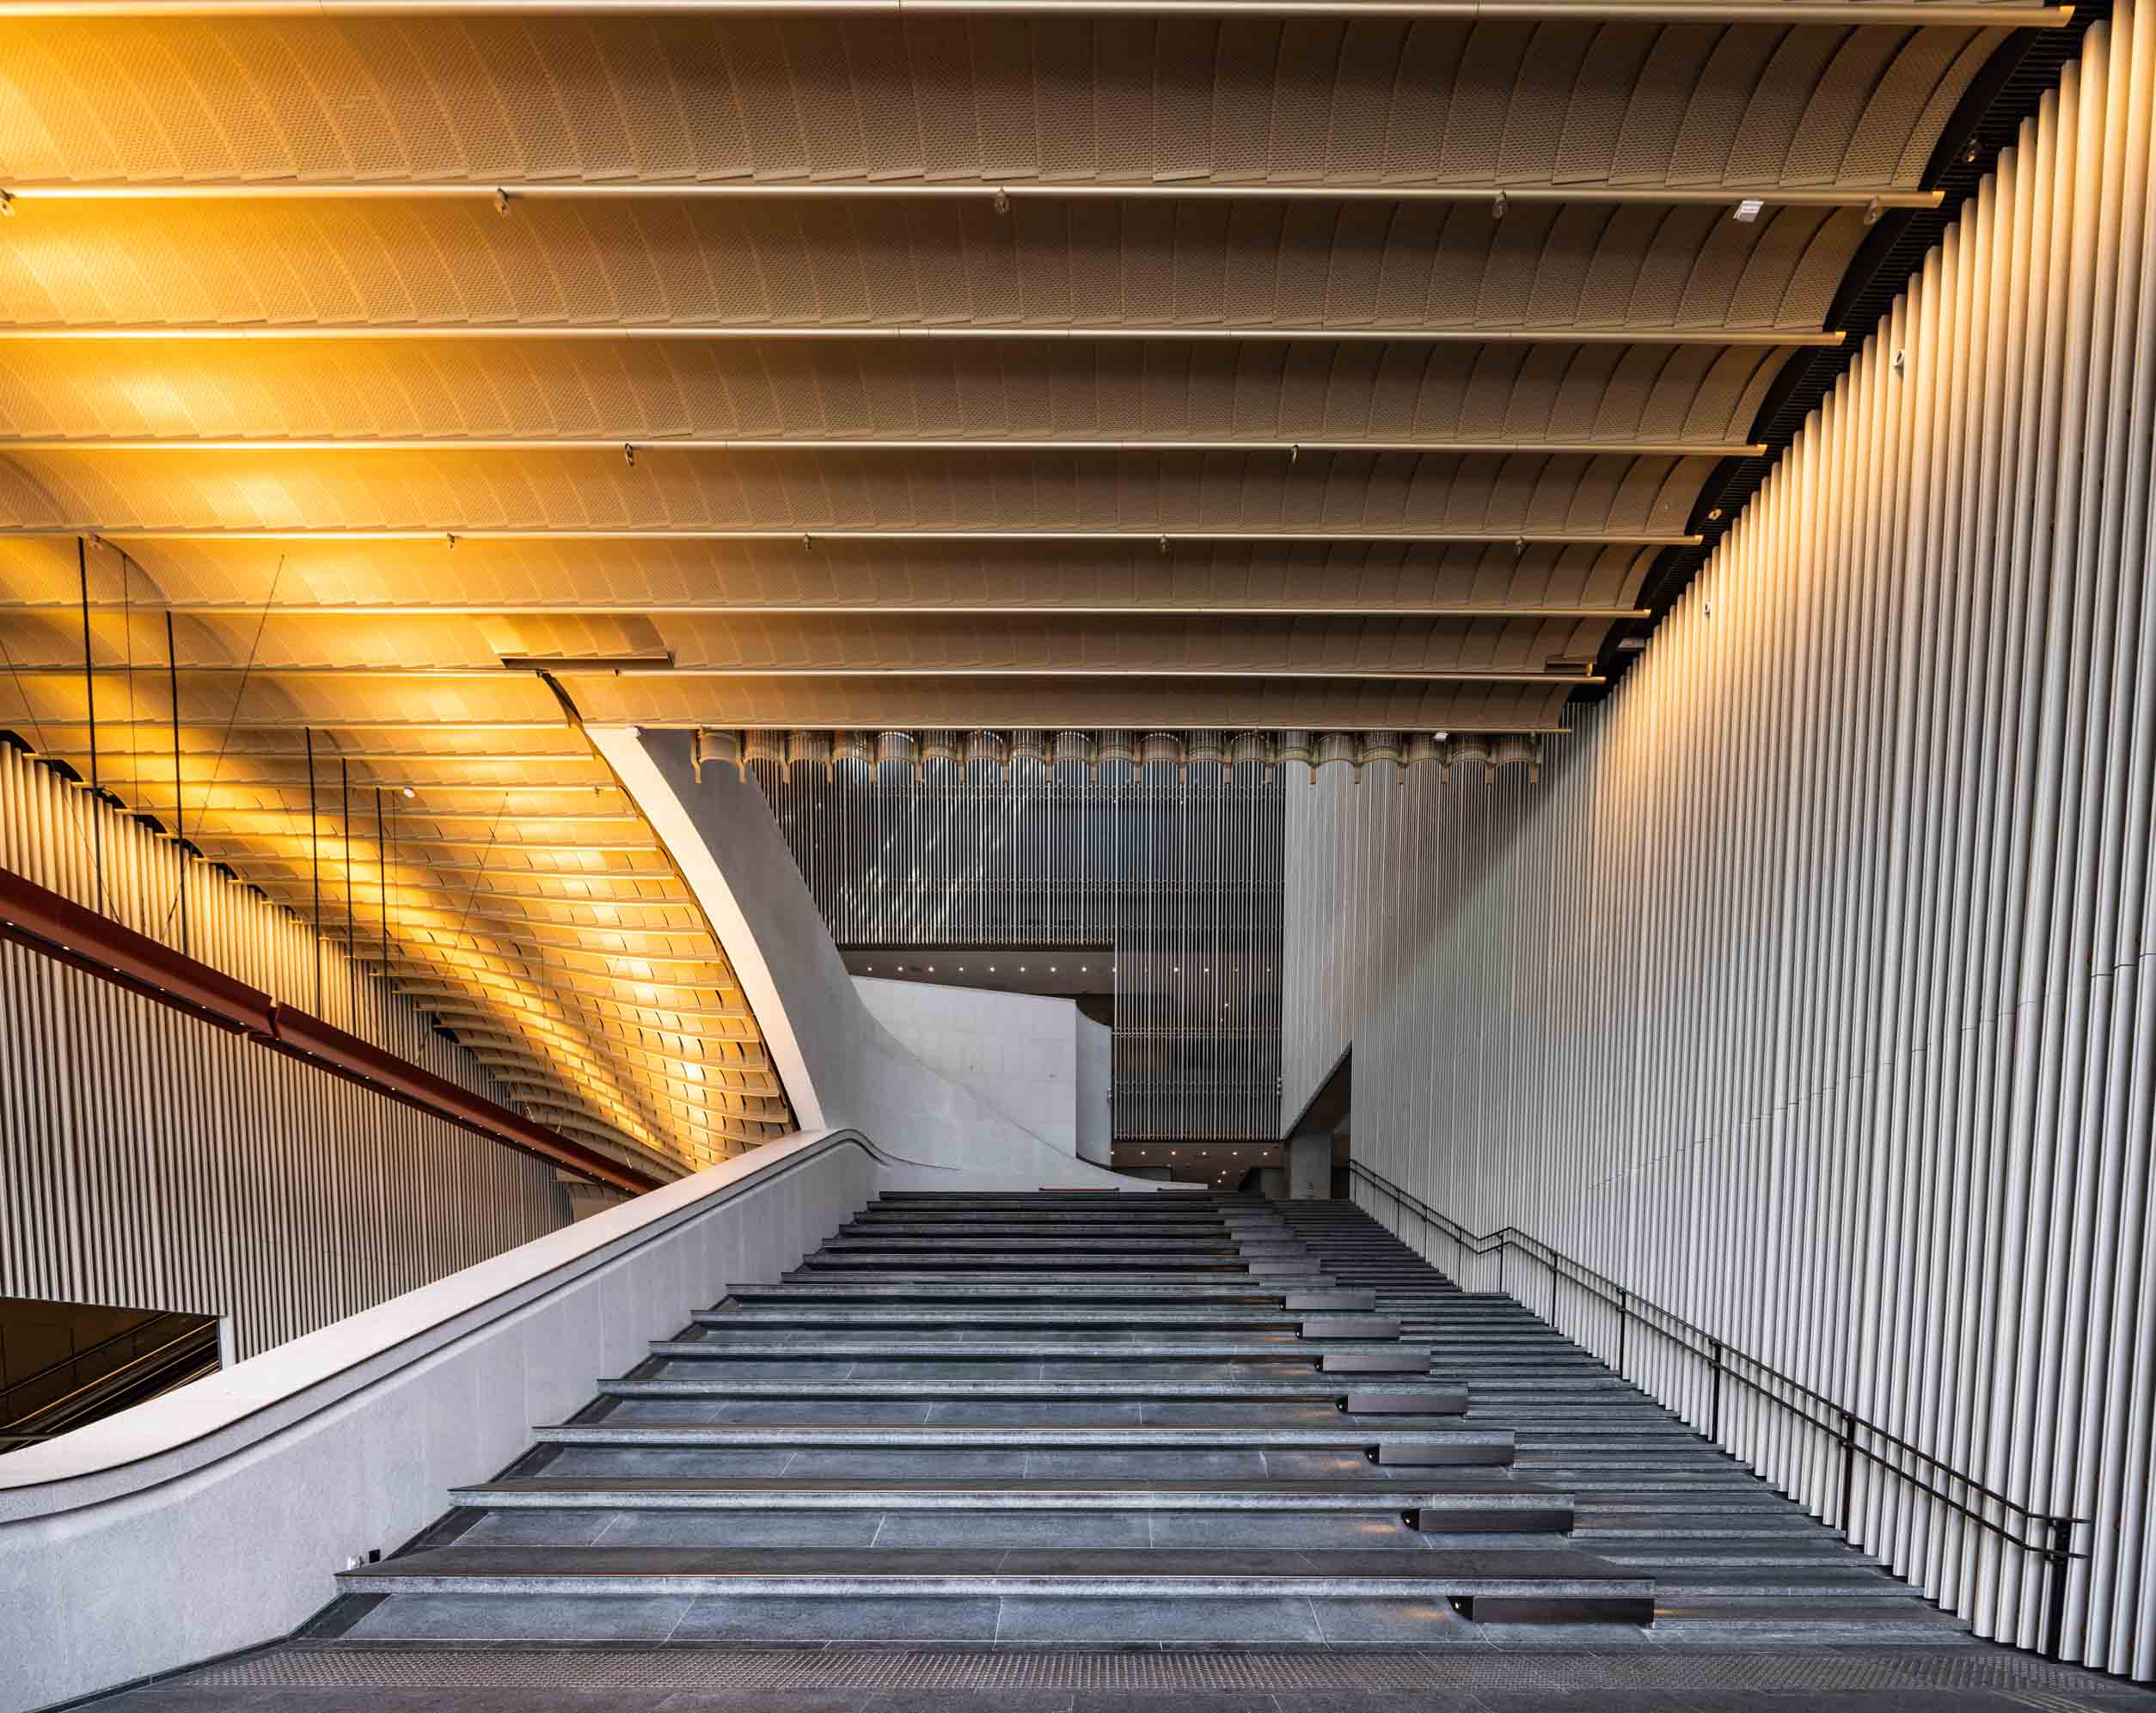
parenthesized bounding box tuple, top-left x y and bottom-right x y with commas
(326, 1191, 1657, 1647)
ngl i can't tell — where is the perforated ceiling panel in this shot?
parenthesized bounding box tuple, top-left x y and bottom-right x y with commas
(0, 17, 2000, 192)
(0, 0, 2044, 1169)
(0, 336, 1788, 450)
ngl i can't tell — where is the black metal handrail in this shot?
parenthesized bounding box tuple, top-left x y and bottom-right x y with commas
(1346, 1159, 2090, 1661)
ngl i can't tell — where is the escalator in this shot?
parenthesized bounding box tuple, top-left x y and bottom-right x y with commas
(0, 1306, 221, 1454)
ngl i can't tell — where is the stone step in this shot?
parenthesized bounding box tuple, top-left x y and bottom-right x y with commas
(729, 1282, 1296, 1302)
(336, 1545, 1651, 1622)
(450, 1476, 1565, 1517)
(653, 1337, 1424, 1362)
(535, 1422, 1514, 1464)
(849, 1214, 1241, 1232)
(819, 1238, 1246, 1253)
(603, 1379, 1470, 1413)
(695, 1307, 1400, 1337)
(799, 1256, 1253, 1273)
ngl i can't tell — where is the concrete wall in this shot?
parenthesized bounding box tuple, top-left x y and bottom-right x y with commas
(1076, 1013, 1112, 1165)
(0, 1130, 887, 1713)
(854, 977, 1082, 1158)
(1281, 9, 2156, 1678)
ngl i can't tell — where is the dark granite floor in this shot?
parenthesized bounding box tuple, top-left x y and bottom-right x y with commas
(79, 1645, 2156, 1712)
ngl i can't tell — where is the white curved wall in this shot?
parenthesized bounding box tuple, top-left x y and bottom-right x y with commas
(596, 727, 1138, 1189)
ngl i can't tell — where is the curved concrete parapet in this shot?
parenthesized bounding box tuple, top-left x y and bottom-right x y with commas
(593, 726, 1138, 1190)
(0, 1129, 964, 1712)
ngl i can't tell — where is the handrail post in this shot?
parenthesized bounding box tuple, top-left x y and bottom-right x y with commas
(2043, 1515, 2073, 1661)
(1839, 1409, 1858, 1534)
(1707, 1339, 1724, 1442)
(1616, 1287, 1629, 1373)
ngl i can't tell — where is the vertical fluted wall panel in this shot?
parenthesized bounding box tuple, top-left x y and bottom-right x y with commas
(1283, 5, 2156, 1679)
(1, 745, 571, 1359)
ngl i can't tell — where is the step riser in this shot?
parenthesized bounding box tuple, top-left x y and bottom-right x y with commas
(336, 1572, 1648, 1608)
(536, 1428, 1510, 1454)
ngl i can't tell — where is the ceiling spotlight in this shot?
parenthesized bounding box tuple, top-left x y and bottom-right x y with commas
(1433, 730, 1449, 741)
(0, 190, 13, 217)
(1963, 138, 1981, 166)
(1158, 535, 1170, 554)
(444, 532, 457, 549)
(1491, 189, 1509, 219)
(493, 187, 512, 215)
(1732, 199, 1764, 223)
(1706, 507, 1724, 522)
(622, 443, 637, 468)
(1864, 197, 1884, 226)
(401, 786, 415, 798)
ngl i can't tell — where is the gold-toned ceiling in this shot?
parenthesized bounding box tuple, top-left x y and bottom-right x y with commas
(0, 0, 2058, 1173)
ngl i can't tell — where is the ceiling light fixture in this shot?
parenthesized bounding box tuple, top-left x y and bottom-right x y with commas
(1732, 199, 1763, 223)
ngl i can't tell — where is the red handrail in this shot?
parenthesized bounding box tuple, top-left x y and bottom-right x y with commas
(0, 864, 660, 1195)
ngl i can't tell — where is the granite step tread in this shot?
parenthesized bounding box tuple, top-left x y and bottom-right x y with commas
(651, 1337, 1424, 1360)
(336, 1544, 1651, 1608)
(603, 1378, 1467, 1408)
(535, 1422, 1510, 1450)
(694, 1307, 1400, 1334)
(450, 1476, 1565, 1508)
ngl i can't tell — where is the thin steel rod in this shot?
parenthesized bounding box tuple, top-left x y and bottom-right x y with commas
(75, 535, 104, 914)
(166, 609, 184, 954)
(304, 726, 321, 1013)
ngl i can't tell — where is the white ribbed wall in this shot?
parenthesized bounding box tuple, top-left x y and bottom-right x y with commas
(2, 745, 570, 1359)
(1283, 6, 2156, 1679)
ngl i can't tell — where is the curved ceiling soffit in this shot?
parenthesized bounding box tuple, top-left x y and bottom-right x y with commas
(1601, 6, 2111, 694)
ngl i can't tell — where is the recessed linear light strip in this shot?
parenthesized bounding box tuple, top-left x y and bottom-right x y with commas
(8, 717, 1571, 739)
(25, 602, 1657, 620)
(0, 3, 2074, 30)
(3, 663, 1606, 681)
(0, 327, 1846, 348)
(0, 436, 1767, 457)
(0, 529, 1701, 545)
(0, 182, 1944, 210)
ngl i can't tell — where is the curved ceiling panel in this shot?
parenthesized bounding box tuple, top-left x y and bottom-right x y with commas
(0, 0, 2037, 1172)
(0, 534, 1661, 615)
(563, 671, 1581, 732)
(0, 336, 1789, 451)
(0, 198, 1861, 333)
(0, 16, 1999, 193)
(0, 606, 1609, 676)
(0, 446, 1715, 535)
